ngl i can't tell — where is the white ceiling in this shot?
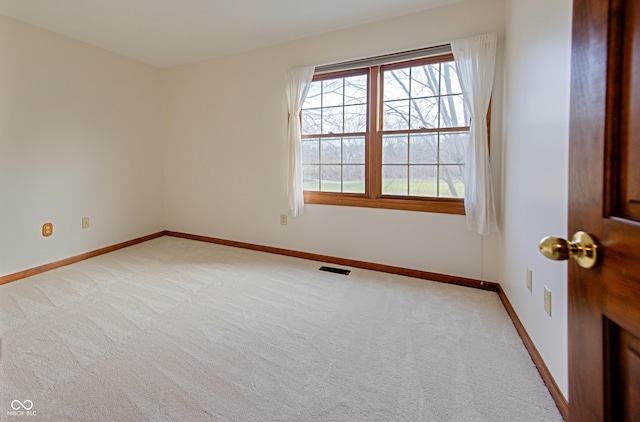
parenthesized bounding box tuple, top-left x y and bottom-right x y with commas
(0, 0, 465, 68)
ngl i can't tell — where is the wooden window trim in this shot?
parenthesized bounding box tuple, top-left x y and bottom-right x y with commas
(302, 53, 480, 215)
(303, 191, 465, 214)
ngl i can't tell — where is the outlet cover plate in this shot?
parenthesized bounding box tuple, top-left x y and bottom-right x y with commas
(42, 222, 53, 237)
(544, 287, 552, 317)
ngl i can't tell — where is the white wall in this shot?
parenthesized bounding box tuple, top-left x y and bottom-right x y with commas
(162, 0, 504, 282)
(0, 15, 165, 276)
(501, 0, 573, 399)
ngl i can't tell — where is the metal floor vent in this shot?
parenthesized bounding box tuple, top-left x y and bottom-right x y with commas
(319, 266, 351, 276)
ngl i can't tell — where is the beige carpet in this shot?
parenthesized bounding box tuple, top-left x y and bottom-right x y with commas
(0, 236, 562, 421)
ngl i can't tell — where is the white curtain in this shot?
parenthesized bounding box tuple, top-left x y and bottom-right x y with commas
(451, 33, 498, 235)
(286, 66, 315, 217)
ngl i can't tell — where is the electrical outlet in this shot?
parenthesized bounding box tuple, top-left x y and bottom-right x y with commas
(82, 217, 90, 229)
(42, 222, 53, 237)
(544, 287, 552, 317)
(526, 268, 533, 292)
(280, 214, 287, 226)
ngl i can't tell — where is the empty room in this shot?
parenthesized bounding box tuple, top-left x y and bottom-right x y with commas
(1, 0, 638, 420)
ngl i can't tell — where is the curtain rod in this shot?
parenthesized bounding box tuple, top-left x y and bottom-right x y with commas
(314, 44, 452, 74)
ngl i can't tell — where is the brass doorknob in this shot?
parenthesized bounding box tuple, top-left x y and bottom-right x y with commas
(539, 231, 599, 269)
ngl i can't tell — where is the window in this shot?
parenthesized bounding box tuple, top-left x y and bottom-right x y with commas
(301, 53, 470, 214)
(301, 70, 368, 194)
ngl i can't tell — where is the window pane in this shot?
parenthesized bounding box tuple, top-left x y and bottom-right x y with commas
(383, 100, 409, 130)
(322, 79, 343, 107)
(411, 64, 440, 98)
(409, 165, 438, 197)
(384, 68, 410, 101)
(439, 165, 465, 198)
(409, 97, 439, 129)
(382, 165, 408, 195)
(344, 104, 367, 133)
(440, 132, 467, 165)
(343, 165, 365, 193)
(321, 137, 342, 164)
(344, 136, 365, 164)
(382, 134, 408, 164)
(303, 75, 368, 137)
(320, 165, 342, 192)
(440, 94, 468, 128)
(440, 62, 462, 95)
(304, 81, 322, 109)
(344, 75, 367, 105)
(302, 138, 319, 165)
(409, 134, 438, 164)
(322, 106, 343, 134)
(303, 165, 319, 191)
(302, 108, 321, 135)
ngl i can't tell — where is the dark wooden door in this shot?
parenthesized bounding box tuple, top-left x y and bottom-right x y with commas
(568, 0, 640, 420)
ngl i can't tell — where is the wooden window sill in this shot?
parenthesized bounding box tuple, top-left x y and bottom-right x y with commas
(303, 192, 465, 215)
